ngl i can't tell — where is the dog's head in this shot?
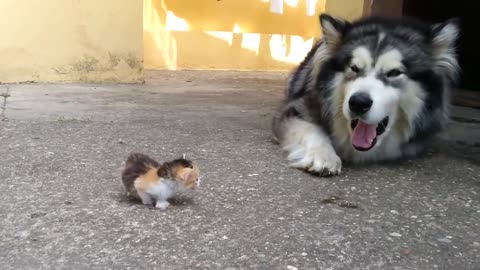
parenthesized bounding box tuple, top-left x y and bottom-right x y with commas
(320, 14, 460, 152)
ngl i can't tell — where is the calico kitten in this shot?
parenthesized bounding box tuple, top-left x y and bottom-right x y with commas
(121, 153, 200, 209)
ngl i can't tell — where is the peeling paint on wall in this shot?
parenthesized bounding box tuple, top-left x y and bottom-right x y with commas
(53, 53, 144, 83)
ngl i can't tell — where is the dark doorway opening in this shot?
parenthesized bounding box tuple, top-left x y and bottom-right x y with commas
(367, 0, 480, 108)
(403, 0, 480, 108)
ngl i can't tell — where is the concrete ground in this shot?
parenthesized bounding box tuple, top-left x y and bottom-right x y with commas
(0, 70, 479, 270)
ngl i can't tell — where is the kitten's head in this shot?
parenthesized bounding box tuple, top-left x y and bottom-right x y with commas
(169, 158, 201, 190)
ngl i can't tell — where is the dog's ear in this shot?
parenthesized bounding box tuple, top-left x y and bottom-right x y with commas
(431, 18, 460, 50)
(431, 18, 461, 83)
(319, 13, 351, 49)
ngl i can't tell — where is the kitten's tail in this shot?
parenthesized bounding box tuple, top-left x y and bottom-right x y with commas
(126, 153, 159, 167)
(126, 153, 144, 164)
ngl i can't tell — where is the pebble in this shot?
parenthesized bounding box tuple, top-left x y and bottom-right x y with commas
(438, 237, 452, 243)
(410, 215, 417, 219)
(389, 232, 402, 237)
(301, 252, 307, 256)
(237, 255, 249, 261)
(17, 231, 30, 238)
(362, 227, 374, 233)
(287, 266, 298, 270)
(400, 247, 412, 256)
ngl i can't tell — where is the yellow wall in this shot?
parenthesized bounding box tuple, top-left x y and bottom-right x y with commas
(144, 0, 366, 71)
(0, 0, 365, 82)
(144, 0, 326, 71)
(0, 0, 143, 83)
(326, 0, 366, 21)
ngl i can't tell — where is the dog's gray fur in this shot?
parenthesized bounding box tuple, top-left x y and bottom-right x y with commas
(272, 14, 460, 176)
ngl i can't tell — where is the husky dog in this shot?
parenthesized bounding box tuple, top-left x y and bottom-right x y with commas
(272, 14, 460, 176)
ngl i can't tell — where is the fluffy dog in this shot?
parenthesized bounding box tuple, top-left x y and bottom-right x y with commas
(272, 14, 460, 176)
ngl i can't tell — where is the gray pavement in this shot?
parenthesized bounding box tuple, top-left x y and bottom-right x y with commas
(0, 70, 479, 270)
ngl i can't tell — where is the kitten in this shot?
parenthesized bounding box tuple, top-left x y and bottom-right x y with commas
(121, 153, 200, 209)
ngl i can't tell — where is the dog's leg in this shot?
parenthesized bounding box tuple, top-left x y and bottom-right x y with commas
(281, 117, 342, 176)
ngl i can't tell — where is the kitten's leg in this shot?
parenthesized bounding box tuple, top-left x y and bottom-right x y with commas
(137, 191, 153, 205)
(280, 117, 342, 176)
(155, 200, 170, 210)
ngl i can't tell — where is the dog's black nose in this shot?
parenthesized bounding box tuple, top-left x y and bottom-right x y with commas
(349, 93, 373, 115)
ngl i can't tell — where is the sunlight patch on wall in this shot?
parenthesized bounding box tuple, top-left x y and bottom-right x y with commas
(269, 34, 314, 64)
(165, 11, 190, 31)
(285, 0, 300, 8)
(241, 33, 261, 55)
(143, 0, 178, 70)
(143, 0, 328, 70)
(205, 31, 234, 46)
(232, 24, 242, 34)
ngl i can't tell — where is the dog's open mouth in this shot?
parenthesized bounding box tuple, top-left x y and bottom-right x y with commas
(350, 117, 389, 151)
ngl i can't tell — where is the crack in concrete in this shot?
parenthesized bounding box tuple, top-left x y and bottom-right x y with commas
(0, 86, 10, 121)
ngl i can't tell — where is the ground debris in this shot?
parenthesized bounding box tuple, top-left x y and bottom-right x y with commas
(30, 212, 47, 218)
(321, 195, 361, 209)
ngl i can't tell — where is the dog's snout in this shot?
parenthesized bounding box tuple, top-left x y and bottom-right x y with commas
(349, 92, 373, 115)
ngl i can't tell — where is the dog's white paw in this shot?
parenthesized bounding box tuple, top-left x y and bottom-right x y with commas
(155, 201, 170, 210)
(288, 146, 342, 176)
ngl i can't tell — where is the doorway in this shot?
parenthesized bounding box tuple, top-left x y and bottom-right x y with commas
(368, 0, 480, 108)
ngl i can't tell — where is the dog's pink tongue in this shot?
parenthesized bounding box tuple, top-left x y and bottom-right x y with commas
(352, 121, 377, 149)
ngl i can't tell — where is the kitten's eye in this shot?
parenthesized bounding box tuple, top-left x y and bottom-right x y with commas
(350, 65, 360, 73)
(386, 69, 403, 78)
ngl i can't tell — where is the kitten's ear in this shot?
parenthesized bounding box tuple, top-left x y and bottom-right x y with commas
(319, 13, 351, 49)
(156, 165, 167, 177)
(176, 167, 198, 183)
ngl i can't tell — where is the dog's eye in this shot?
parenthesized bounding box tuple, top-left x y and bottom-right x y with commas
(350, 65, 360, 73)
(386, 69, 403, 78)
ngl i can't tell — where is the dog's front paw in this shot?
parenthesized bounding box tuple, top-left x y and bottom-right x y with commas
(287, 146, 342, 176)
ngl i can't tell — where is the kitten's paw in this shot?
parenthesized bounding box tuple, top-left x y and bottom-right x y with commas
(288, 146, 342, 176)
(155, 201, 170, 210)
